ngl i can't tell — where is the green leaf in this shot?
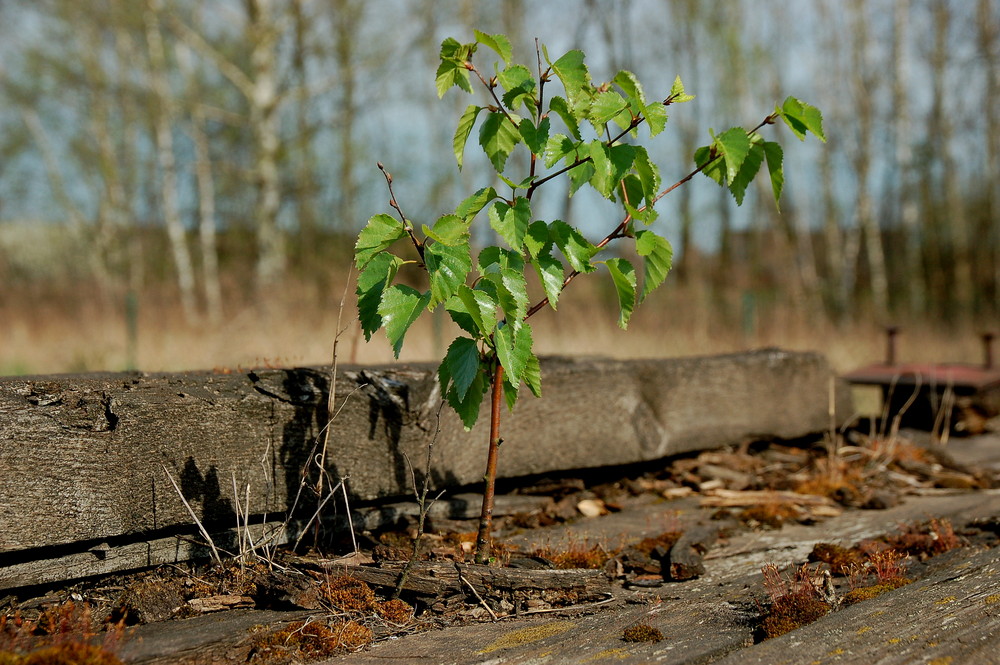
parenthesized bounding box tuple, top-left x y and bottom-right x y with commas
(633, 146, 661, 212)
(716, 127, 752, 184)
(456, 284, 497, 336)
(780, 96, 825, 142)
(356, 252, 403, 341)
(589, 90, 628, 126)
(635, 230, 673, 302)
(604, 257, 637, 329)
(479, 111, 521, 172)
(643, 102, 667, 137)
(478, 246, 525, 274)
(422, 214, 470, 246)
(439, 337, 481, 401)
(763, 141, 784, 208)
(589, 142, 636, 199)
(728, 141, 764, 206)
(355, 213, 408, 269)
(444, 361, 489, 430)
(524, 220, 552, 259)
(498, 268, 529, 326)
(531, 252, 564, 310)
(502, 373, 520, 412)
(378, 285, 431, 357)
(544, 133, 576, 168)
(548, 96, 581, 140)
(669, 75, 695, 103)
(549, 220, 597, 273)
(494, 321, 533, 384)
(453, 104, 483, 169)
(488, 197, 531, 251)
(613, 70, 646, 110)
(694, 145, 725, 186)
(424, 241, 472, 307)
(523, 351, 542, 398)
(550, 50, 591, 110)
(499, 64, 536, 111)
(474, 30, 512, 65)
(455, 186, 498, 220)
(436, 38, 474, 97)
(519, 116, 549, 155)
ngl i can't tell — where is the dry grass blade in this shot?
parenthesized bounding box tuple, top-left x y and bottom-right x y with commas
(161, 464, 222, 564)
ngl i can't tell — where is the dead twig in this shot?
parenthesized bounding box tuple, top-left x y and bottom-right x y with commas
(162, 464, 222, 565)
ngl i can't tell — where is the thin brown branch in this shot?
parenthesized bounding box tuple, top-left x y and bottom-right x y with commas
(377, 162, 424, 260)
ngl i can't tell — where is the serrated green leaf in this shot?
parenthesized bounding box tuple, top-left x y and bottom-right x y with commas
(494, 321, 532, 384)
(439, 336, 481, 401)
(498, 268, 529, 325)
(568, 159, 595, 196)
(501, 373, 519, 412)
(474, 30, 512, 65)
(544, 133, 576, 168)
(436, 38, 474, 97)
(589, 142, 636, 199)
(378, 285, 431, 357)
(613, 70, 646, 110)
(531, 252, 564, 309)
(455, 187, 498, 220)
(488, 197, 531, 251)
(643, 102, 667, 136)
(549, 220, 597, 273)
(728, 141, 764, 206)
(633, 146, 661, 211)
(763, 141, 784, 208)
(446, 362, 489, 430)
(519, 116, 549, 155)
(455, 284, 497, 336)
(499, 64, 536, 111)
(716, 127, 752, 184)
(551, 50, 591, 109)
(523, 351, 542, 398)
(548, 96, 581, 140)
(453, 104, 483, 169)
(589, 90, 628, 126)
(356, 252, 403, 341)
(779, 96, 825, 142)
(694, 145, 725, 186)
(479, 111, 521, 172)
(620, 174, 654, 225)
(636, 230, 673, 302)
(478, 246, 525, 274)
(669, 75, 695, 103)
(524, 220, 552, 259)
(424, 240, 472, 307)
(355, 213, 408, 269)
(604, 257, 637, 329)
(423, 214, 470, 246)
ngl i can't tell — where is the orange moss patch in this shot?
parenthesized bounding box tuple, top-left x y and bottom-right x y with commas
(761, 593, 831, 638)
(808, 543, 864, 576)
(249, 619, 373, 663)
(526, 540, 613, 570)
(0, 643, 123, 665)
(739, 502, 800, 529)
(375, 599, 413, 624)
(320, 576, 378, 613)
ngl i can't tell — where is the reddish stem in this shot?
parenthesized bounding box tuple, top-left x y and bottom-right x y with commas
(474, 360, 505, 564)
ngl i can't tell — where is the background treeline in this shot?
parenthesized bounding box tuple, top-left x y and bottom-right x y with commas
(0, 0, 996, 374)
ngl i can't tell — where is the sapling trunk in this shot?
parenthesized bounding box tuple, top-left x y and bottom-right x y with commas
(474, 360, 505, 564)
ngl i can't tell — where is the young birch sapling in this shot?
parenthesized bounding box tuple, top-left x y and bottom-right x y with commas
(355, 32, 825, 563)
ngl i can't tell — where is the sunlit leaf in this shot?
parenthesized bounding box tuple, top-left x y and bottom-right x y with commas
(474, 30, 512, 65)
(716, 127, 752, 184)
(355, 213, 408, 269)
(604, 257, 637, 329)
(531, 252, 564, 310)
(455, 186, 498, 220)
(589, 90, 628, 126)
(548, 96, 581, 140)
(519, 116, 550, 155)
(424, 240, 472, 307)
(479, 111, 521, 172)
(499, 64, 536, 111)
(453, 104, 483, 169)
(549, 220, 597, 273)
(423, 214, 470, 246)
(635, 229, 673, 302)
(356, 252, 403, 341)
(378, 285, 431, 357)
(550, 49, 591, 110)
(439, 336, 481, 401)
(488, 197, 531, 251)
(763, 141, 784, 208)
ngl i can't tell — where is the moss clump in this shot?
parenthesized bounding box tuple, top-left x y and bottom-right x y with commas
(761, 594, 830, 638)
(249, 619, 373, 663)
(0, 644, 123, 665)
(740, 503, 800, 529)
(320, 576, 377, 613)
(808, 543, 863, 576)
(842, 577, 911, 606)
(622, 624, 663, 643)
(375, 599, 413, 624)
